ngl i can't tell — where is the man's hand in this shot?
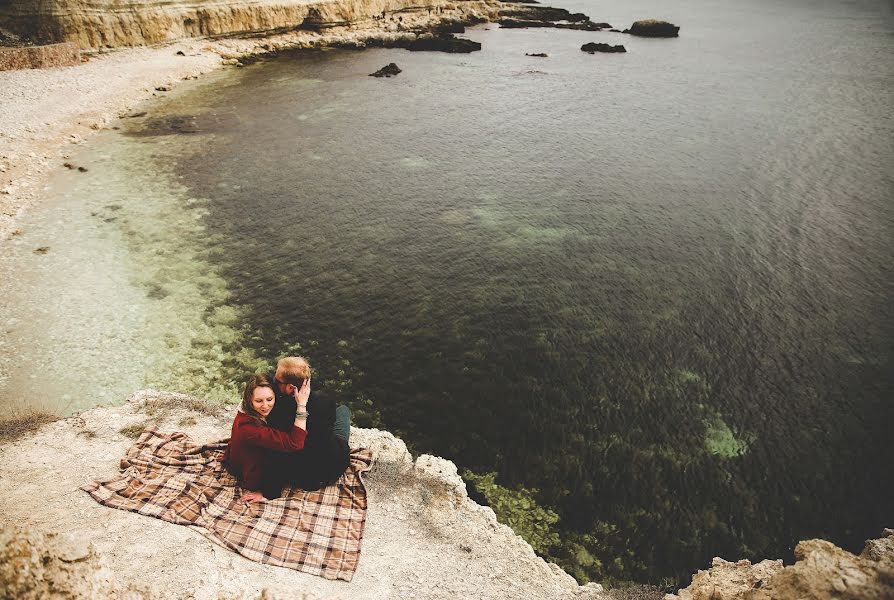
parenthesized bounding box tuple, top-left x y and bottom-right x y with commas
(242, 490, 267, 504)
(293, 377, 311, 405)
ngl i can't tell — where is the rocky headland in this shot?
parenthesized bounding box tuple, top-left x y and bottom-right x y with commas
(1, 392, 892, 599)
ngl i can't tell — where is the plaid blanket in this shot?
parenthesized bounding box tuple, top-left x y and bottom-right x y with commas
(81, 428, 372, 581)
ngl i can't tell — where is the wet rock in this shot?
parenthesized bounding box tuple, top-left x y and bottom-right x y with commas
(625, 19, 680, 37)
(499, 6, 588, 23)
(370, 63, 402, 77)
(526, 53, 548, 57)
(63, 162, 75, 169)
(556, 21, 612, 31)
(499, 17, 610, 31)
(499, 19, 556, 29)
(581, 42, 626, 54)
(405, 34, 481, 53)
(77, 166, 88, 172)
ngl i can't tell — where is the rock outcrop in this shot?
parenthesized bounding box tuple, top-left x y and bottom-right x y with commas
(369, 61, 401, 76)
(581, 42, 625, 54)
(0, 390, 606, 599)
(666, 529, 894, 600)
(624, 19, 680, 38)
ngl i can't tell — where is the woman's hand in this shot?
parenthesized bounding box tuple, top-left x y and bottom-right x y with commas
(242, 490, 267, 504)
(294, 377, 311, 406)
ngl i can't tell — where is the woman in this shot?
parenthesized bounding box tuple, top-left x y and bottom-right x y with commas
(223, 373, 310, 504)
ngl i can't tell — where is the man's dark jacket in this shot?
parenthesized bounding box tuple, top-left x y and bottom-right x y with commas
(262, 380, 350, 498)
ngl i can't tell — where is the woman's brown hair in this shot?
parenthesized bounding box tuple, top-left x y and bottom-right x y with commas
(241, 373, 275, 421)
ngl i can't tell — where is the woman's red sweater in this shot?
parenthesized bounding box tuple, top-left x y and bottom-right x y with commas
(223, 411, 307, 491)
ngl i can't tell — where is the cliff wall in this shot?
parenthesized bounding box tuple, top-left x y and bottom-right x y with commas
(0, 0, 496, 49)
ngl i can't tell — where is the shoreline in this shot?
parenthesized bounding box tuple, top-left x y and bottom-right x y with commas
(0, 3, 504, 241)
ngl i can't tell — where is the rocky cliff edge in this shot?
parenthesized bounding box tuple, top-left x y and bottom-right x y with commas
(1, 391, 892, 599)
(0, 390, 604, 599)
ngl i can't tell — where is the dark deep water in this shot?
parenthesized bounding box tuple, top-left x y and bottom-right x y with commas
(3, 0, 892, 585)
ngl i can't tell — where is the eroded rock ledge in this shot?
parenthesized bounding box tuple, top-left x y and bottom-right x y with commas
(0, 390, 605, 599)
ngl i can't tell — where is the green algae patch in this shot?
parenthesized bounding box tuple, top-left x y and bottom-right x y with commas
(703, 414, 752, 458)
(462, 470, 561, 555)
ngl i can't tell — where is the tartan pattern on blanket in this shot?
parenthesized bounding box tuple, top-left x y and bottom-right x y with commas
(81, 428, 372, 581)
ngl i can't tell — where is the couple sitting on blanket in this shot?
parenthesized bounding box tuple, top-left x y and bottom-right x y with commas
(223, 356, 351, 504)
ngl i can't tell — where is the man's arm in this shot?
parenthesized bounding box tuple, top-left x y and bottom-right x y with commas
(267, 388, 298, 431)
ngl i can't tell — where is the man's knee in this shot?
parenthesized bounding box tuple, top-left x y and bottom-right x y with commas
(334, 405, 351, 442)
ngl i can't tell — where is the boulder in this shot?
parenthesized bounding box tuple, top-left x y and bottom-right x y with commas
(369, 62, 402, 77)
(626, 19, 680, 37)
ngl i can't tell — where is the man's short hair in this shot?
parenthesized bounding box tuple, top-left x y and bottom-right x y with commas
(277, 356, 311, 385)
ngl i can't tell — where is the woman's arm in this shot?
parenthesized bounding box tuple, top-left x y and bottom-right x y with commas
(241, 420, 307, 452)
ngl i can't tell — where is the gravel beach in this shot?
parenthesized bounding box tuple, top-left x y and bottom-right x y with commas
(0, 40, 227, 239)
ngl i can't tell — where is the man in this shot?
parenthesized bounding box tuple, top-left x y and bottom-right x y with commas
(261, 356, 351, 499)
(266, 356, 312, 432)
